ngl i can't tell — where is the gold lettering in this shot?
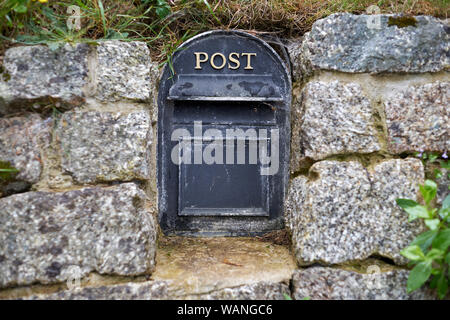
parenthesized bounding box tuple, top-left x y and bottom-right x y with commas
(210, 53, 226, 70)
(194, 52, 208, 70)
(242, 53, 256, 70)
(228, 52, 240, 70)
(195, 52, 257, 70)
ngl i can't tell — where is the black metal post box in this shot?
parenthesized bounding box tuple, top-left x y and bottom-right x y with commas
(157, 30, 291, 236)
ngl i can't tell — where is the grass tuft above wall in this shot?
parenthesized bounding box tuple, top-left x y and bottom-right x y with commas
(0, 0, 449, 63)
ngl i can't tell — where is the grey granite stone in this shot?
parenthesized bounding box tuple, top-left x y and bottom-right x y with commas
(369, 159, 427, 263)
(192, 282, 290, 300)
(437, 168, 449, 206)
(425, 163, 449, 206)
(292, 267, 436, 300)
(286, 40, 304, 84)
(0, 41, 158, 113)
(0, 44, 90, 112)
(149, 62, 161, 123)
(24, 281, 168, 300)
(286, 161, 374, 265)
(285, 159, 425, 266)
(284, 176, 308, 234)
(385, 81, 449, 154)
(291, 81, 380, 172)
(95, 41, 155, 102)
(20, 281, 288, 300)
(0, 114, 51, 191)
(0, 183, 157, 288)
(289, 13, 449, 80)
(58, 110, 152, 183)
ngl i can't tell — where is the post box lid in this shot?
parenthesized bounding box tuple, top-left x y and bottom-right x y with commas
(168, 74, 283, 101)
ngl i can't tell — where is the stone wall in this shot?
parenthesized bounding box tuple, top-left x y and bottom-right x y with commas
(0, 13, 448, 299)
(285, 13, 448, 299)
(0, 41, 160, 291)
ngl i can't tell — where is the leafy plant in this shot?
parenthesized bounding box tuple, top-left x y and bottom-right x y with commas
(397, 179, 449, 299)
(153, 0, 171, 19)
(414, 151, 449, 180)
(1, 0, 167, 45)
(1, 0, 38, 33)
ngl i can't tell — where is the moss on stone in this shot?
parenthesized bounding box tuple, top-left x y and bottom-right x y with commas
(388, 16, 418, 28)
(0, 65, 11, 82)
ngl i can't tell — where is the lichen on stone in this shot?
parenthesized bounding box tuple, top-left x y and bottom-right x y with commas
(388, 16, 418, 28)
(0, 66, 11, 82)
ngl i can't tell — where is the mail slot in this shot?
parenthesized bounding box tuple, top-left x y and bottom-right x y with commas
(157, 30, 291, 236)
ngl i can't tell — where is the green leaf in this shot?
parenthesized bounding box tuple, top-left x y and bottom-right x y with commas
(396, 199, 419, 208)
(430, 275, 439, 289)
(98, 0, 107, 36)
(434, 169, 443, 179)
(46, 42, 62, 51)
(411, 230, 438, 252)
(401, 245, 425, 261)
(424, 218, 440, 231)
(419, 180, 437, 205)
(437, 272, 448, 300)
(155, 0, 171, 19)
(442, 194, 450, 210)
(5, 14, 13, 27)
(440, 160, 450, 170)
(105, 29, 128, 40)
(156, 6, 170, 19)
(425, 248, 444, 260)
(446, 252, 450, 265)
(432, 229, 450, 252)
(283, 293, 292, 300)
(428, 153, 438, 163)
(407, 261, 432, 293)
(431, 268, 441, 276)
(396, 199, 429, 221)
(439, 207, 450, 220)
(13, 4, 27, 14)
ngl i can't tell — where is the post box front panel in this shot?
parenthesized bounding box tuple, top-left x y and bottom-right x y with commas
(178, 138, 270, 217)
(157, 31, 291, 236)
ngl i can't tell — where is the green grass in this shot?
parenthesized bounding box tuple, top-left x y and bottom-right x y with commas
(0, 0, 448, 63)
(0, 161, 18, 183)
